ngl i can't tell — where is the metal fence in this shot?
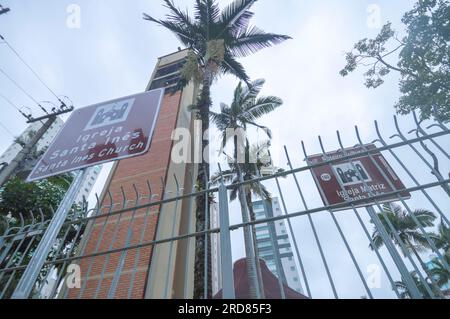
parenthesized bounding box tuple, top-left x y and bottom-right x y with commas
(0, 113, 449, 299)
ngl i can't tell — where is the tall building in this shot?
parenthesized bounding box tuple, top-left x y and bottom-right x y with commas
(252, 197, 304, 294)
(73, 165, 102, 205)
(66, 50, 199, 299)
(0, 118, 64, 165)
(0, 117, 101, 206)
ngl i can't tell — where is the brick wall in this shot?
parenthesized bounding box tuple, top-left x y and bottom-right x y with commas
(67, 91, 182, 299)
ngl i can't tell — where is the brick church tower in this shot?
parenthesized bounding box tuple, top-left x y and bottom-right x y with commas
(66, 50, 199, 299)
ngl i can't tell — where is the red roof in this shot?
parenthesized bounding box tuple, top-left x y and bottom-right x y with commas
(214, 258, 309, 299)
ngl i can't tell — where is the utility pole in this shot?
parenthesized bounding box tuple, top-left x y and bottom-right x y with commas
(0, 105, 74, 187)
(0, 4, 10, 15)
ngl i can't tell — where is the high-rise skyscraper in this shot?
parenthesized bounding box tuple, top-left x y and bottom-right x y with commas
(66, 50, 200, 299)
(0, 118, 101, 207)
(252, 197, 304, 294)
(0, 118, 64, 166)
(210, 197, 304, 295)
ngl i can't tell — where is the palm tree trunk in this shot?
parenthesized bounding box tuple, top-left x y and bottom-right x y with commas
(193, 76, 212, 299)
(234, 136, 259, 299)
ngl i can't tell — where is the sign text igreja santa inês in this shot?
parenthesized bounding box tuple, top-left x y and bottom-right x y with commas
(307, 144, 410, 211)
(27, 88, 164, 182)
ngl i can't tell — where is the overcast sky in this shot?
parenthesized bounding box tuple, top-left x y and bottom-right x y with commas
(1, 0, 449, 299)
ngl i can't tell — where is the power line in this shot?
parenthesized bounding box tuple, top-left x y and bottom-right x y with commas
(0, 66, 49, 114)
(0, 34, 64, 105)
(0, 92, 23, 112)
(0, 121, 14, 138)
(0, 92, 33, 120)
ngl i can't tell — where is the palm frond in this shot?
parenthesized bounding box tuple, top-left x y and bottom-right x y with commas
(230, 26, 291, 57)
(162, 0, 196, 31)
(250, 182, 271, 201)
(241, 78, 265, 102)
(219, 0, 256, 33)
(245, 121, 272, 138)
(411, 209, 437, 227)
(209, 111, 231, 131)
(194, 0, 221, 31)
(210, 169, 234, 185)
(241, 95, 283, 121)
(143, 14, 195, 45)
(370, 229, 385, 250)
(220, 53, 250, 83)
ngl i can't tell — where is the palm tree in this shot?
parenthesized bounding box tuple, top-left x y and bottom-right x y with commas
(429, 220, 450, 290)
(211, 142, 284, 298)
(209, 79, 283, 297)
(370, 203, 444, 298)
(394, 271, 441, 299)
(434, 219, 450, 253)
(143, 0, 290, 298)
(429, 255, 450, 289)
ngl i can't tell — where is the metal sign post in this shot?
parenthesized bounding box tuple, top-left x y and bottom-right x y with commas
(11, 168, 88, 299)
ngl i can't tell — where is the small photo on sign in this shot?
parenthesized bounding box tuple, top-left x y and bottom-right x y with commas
(332, 160, 372, 186)
(84, 98, 135, 131)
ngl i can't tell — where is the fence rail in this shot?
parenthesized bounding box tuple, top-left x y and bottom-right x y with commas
(0, 113, 449, 299)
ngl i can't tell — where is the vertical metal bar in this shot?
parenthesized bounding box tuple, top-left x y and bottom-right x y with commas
(412, 112, 449, 159)
(74, 191, 115, 299)
(11, 169, 87, 299)
(218, 182, 235, 299)
(0, 214, 28, 270)
(352, 208, 402, 298)
(274, 176, 311, 297)
(288, 145, 339, 298)
(362, 138, 449, 272)
(183, 170, 196, 298)
(374, 120, 449, 226)
(127, 181, 155, 299)
(315, 137, 373, 298)
(108, 184, 141, 299)
(354, 128, 448, 293)
(235, 164, 261, 299)
(163, 175, 181, 299)
(393, 116, 450, 197)
(252, 164, 285, 299)
(36, 214, 78, 298)
(329, 211, 374, 298)
(333, 131, 426, 299)
(144, 177, 167, 298)
(365, 206, 423, 299)
(203, 170, 209, 299)
(93, 187, 128, 298)
(0, 218, 42, 298)
(47, 210, 90, 299)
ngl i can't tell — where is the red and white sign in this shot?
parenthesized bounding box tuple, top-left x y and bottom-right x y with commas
(307, 144, 410, 210)
(27, 89, 164, 182)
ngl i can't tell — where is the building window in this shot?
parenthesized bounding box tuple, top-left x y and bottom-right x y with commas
(293, 277, 299, 282)
(290, 266, 295, 271)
